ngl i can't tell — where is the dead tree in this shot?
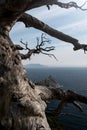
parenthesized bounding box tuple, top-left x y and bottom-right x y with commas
(0, 1, 87, 130)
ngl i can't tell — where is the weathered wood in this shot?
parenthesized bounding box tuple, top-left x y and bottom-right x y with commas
(0, 34, 51, 130)
(18, 13, 87, 51)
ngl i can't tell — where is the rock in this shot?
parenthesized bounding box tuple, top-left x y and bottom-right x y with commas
(35, 75, 61, 88)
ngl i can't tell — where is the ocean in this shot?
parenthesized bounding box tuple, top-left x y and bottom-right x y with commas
(25, 67, 87, 130)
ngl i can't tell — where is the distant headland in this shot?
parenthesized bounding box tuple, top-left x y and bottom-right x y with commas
(24, 64, 47, 68)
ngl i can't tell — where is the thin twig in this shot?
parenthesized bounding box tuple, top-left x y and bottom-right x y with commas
(20, 34, 57, 60)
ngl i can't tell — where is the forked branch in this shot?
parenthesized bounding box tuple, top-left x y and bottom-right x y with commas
(36, 85, 87, 116)
(20, 34, 57, 60)
(49, 89, 87, 115)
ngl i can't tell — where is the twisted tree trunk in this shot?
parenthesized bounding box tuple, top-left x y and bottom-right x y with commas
(0, 24, 51, 130)
(0, 1, 51, 130)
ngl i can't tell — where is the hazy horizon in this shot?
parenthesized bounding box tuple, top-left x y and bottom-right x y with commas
(24, 63, 87, 68)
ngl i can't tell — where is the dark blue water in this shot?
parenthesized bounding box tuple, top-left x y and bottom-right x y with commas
(26, 67, 87, 130)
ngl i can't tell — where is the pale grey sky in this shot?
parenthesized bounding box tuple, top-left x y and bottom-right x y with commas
(10, 0, 87, 67)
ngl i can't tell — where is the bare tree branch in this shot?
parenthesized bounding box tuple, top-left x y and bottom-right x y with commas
(26, 0, 87, 11)
(20, 34, 57, 60)
(18, 13, 87, 53)
(11, 44, 24, 51)
(46, 1, 87, 10)
(50, 89, 87, 115)
(35, 76, 87, 115)
(36, 85, 87, 116)
(73, 101, 83, 112)
(55, 1, 87, 10)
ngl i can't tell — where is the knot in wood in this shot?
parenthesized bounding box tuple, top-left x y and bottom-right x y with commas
(36, 125, 45, 130)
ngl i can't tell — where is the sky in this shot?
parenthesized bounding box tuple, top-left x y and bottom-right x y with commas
(10, 0, 87, 67)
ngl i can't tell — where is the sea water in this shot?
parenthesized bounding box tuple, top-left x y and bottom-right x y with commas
(26, 67, 87, 130)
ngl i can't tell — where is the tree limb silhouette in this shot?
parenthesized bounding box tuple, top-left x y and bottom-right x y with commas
(18, 13, 87, 53)
(20, 34, 57, 60)
(26, 0, 87, 10)
(36, 85, 87, 115)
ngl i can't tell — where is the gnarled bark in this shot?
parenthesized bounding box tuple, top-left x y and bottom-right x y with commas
(0, 32, 51, 130)
(0, 1, 51, 130)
